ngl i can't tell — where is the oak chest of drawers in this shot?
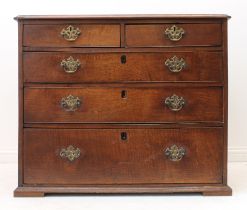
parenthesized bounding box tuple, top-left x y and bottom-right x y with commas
(14, 15, 232, 196)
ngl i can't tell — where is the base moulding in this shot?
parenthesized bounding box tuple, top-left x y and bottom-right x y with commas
(14, 185, 232, 197)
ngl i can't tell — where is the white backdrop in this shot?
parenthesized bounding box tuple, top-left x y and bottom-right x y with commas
(0, 0, 246, 162)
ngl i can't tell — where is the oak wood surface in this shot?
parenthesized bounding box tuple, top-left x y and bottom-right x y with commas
(24, 87, 223, 123)
(24, 83, 224, 88)
(14, 14, 231, 20)
(15, 14, 231, 196)
(23, 46, 223, 52)
(126, 24, 222, 47)
(23, 51, 222, 83)
(222, 20, 228, 184)
(18, 21, 24, 187)
(24, 123, 224, 129)
(23, 128, 223, 185)
(14, 185, 232, 197)
(23, 24, 120, 47)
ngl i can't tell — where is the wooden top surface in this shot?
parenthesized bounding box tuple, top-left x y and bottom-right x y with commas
(14, 14, 230, 20)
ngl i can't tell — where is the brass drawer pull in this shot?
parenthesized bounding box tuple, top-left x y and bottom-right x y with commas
(60, 25, 81, 41)
(165, 145, 186, 161)
(60, 145, 80, 162)
(165, 94, 185, 111)
(60, 56, 81, 73)
(165, 56, 186, 73)
(165, 25, 185, 41)
(61, 95, 81, 112)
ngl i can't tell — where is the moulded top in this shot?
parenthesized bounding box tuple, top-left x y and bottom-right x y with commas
(14, 14, 231, 21)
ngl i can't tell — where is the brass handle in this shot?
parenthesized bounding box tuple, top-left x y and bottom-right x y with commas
(60, 56, 81, 73)
(165, 56, 186, 73)
(165, 25, 185, 41)
(165, 145, 186, 161)
(60, 25, 81, 41)
(61, 95, 81, 112)
(165, 94, 185, 111)
(60, 145, 80, 162)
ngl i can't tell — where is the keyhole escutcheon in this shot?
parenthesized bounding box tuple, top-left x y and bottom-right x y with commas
(121, 55, 126, 64)
(121, 132, 128, 141)
(121, 90, 127, 99)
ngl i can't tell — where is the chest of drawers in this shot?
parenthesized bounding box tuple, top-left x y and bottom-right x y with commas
(14, 15, 232, 196)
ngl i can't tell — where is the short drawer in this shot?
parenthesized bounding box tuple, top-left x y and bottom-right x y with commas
(126, 24, 222, 47)
(24, 128, 223, 185)
(24, 86, 223, 123)
(23, 24, 120, 47)
(24, 51, 222, 83)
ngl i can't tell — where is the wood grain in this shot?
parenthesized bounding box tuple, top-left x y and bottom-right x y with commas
(15, 14, 230, 20)
(222, 19, 229, 184)
(14, 185, 232, 197)
(15, 15, 231, 196)
(23, 128, 223, 185)
(18, 21, 24, 187)
(126, 24, 222, 47)
(23, 24, 120, 47)
(23, 51, 222, 83)
(24, 86, 223, 123)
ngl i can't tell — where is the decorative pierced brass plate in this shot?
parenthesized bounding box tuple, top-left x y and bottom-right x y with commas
(165, 94, 185, 111)
(60, 95, 81, 111)
(60, 56, 81, 73)
(165, 56, 186, 73)
(60, 145, 80, 162)
(165, 145, 186, 161)
(165, 25, 185, 41)
(60, 25, 81, 41)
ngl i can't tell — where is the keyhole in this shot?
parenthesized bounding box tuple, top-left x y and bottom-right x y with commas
(121, 90, 127, 99)
(121, 132, 127, 141)
(121, 55, 126, 64)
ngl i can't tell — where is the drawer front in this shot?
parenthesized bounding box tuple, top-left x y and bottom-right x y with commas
(24, 87, 223, 123)
(24, 128, 223, 185)
(126, 24, 222, 47)
(24, 51, 222, 83)
(23, 24, 120, 47)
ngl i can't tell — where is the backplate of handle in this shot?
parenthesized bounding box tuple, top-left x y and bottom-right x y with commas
(60, 95, 81, 112)
(60, 145, 81, 162)
(165, 94, 185, 111)
(60, 25, 81, 41)
(60, 56, 81, 73)
(165, 25, 185, 41)
(165, 144, 186, 161)
(165, 55, 186, 73)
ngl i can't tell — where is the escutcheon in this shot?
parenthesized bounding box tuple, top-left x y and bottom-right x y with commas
(165, 94, 185, 111)
(165, 145, 186, 161)
(165, 25, 185, 41)
(165, 55, 186, 73)
(60, 25, 81, 41)
(60, 56, 81, 73)
(60, 145, 81, 162)
(60, 95, 81, 111)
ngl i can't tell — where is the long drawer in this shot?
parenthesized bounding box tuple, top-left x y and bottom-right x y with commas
(24, 128, 223, 185)
(24, 86, 223, 123)
(23, 24, 120, 47)
(24, 51, 222, 83)
(126, 24, 222, 47)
